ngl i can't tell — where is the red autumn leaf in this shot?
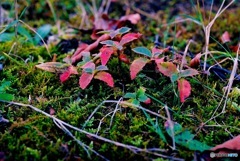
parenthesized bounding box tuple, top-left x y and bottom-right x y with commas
(230, 44, 239, 52)
(144, 98, 151, 105)
(91, 29, 102, 40)
(81, 61, 95, 70)
(94, 71, 114, 87)
(190, 53, 201, 68)
(49, 107, 55, 115)
(119, 53, 130, 64)
(60, 65, 79, 83)
(211, 135, 240, 151)
(60, 71, 71, 83)
(221, 31, 231, 43)
(151, 47, 164, 57)
(72, 43, 89, 58)
(177, 78, 191, 103)
(100, 46, 114, 65)
(130, 57, 149, 80)
(119, 13, 141, 24)
(154, 57, 164, 64)
(157, 62, 178, 77)
(71, 34, 110, 64)
(79, 72, 94, 89)
(120, 33, 142, 46)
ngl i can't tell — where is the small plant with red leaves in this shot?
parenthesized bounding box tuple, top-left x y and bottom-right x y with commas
(131, 46, 199, 103)
(36, 27, 142, 90)
(36, 26, 200, 102)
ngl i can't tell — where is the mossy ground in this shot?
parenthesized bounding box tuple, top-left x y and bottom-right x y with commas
(0, 1, 240, 161)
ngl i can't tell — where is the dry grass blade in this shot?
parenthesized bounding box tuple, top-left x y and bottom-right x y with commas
(18, 20, 50, 56)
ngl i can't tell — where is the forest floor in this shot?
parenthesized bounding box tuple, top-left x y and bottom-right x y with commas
(0, 1, 240, 161)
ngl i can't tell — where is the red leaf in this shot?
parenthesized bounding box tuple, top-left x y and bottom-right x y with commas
(211, 135, 240, 151)
(81, 61, 96, 70)
(144, 98, 151, 105)
(94, 71, 114, 87)
(60, 65, 79, 83)
(151, 47, 164, 57)
(230, 44, 239, 52)
(69, 66, 78, 74)
(221, 31, 231, 43)
(100, 46, 114, 65)
(177, 78, 191, 103)
(157, 62, 178, 77)
(60, 71, 71, 83)
(79, 72, 94, 89)
(91, 29, 102, 40)
(119, 53, 130, 64)
(49, 107, 55, 115)
(120, 33, 142, 46)
(71, 34, 110, 64)
(72, 43, 89, 58)
(130, 58, 149, 80)
(119, 13, 141, 24)
(154, 57, 165, 64)
(190, 53, 201, 68)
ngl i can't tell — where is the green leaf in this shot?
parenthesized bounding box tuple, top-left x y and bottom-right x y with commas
(0, 81, 11, 93)
(17, 25, 34, 43)
(96, 30, 112, 35)
(0, 33, 15, 42)
(34, 24, 52, 45)
(131, 99, 140, 106)
(0, 93, 14, 101)
(143, 110, 167, 143)
(84, 68, 94, 74)
(132, 47, 152, 57)
(96, 65, 108, 71)
(170, 73, 179, 82)
(118, 27, 131, 34)
(100, 40, 115, 46)
(179, 69, 199, 78)
(124, 92, 136, 99)
(166, 122, 211, 152)
(136, 87, 146, 98)
(138, 94, 148, 102)
(0, 20, 18, 35)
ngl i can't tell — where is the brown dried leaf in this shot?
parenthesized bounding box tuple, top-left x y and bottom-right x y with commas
(36, 62, 68, 73)
(190, 53, 201, 68)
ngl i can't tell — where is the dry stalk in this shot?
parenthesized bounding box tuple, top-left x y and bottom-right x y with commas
(202, 0, 235, 71)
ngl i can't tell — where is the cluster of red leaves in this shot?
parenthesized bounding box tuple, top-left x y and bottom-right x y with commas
(130, 46, 200, 102)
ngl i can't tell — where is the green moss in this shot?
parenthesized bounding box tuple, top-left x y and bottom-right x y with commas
(0, 1, 239, 161)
